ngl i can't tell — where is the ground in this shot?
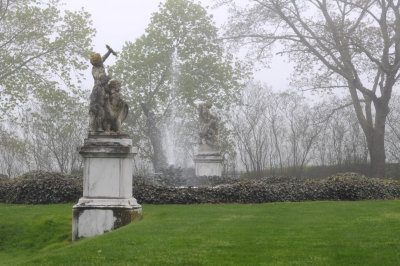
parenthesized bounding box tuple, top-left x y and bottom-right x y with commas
(0, 201, 400, 265)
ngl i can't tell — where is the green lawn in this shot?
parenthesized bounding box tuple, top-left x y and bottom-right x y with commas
(1, 201, 400, 265)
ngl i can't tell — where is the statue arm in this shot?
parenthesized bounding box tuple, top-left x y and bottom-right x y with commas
(102, 50, 112, 63)
(102, 44, 117, 62)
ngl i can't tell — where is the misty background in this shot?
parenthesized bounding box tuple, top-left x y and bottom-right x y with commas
(1, 0, 399, 184)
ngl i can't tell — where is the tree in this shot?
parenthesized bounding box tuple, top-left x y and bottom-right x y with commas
(283, 92, 323, 176)
(0, 126, 29, 178)
(265, 92, 286, 174)
(231, 82, 271, 175)
(0, 0, 95, 117)
(313, 96, 369, 167)
(22, 87, 87, 173)
(386, 94, 400, 162)
(223, 0, 400, 177)
(115, 0, 246, 172)
(231, 83, 322, 177)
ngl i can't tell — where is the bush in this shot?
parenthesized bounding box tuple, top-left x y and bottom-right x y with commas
(186, 175, 238, 187)
(132, 172, 400, 204)
(19, 170, 82, 181)
(240, 175, 308, 184)
(0, 174, 8, 181)
(137, 168, 238, 187)
(0, 172, 82, 204)
(2, 171, 399, 205)
(154, 166, 185, 187)
(256, 163, 400, 180)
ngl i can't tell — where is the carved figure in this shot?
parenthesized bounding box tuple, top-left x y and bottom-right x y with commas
(198, 102, 219, 147)
(103, 80, 129, 132)
(88, 45, 119, 133)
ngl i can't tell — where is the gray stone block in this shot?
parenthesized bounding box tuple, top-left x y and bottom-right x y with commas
(194, 144, 223, 176)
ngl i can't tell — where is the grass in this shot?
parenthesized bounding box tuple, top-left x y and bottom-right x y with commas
(0, 201, 400, 265)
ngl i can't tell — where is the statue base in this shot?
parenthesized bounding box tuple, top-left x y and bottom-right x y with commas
(72, 135, 142, 241)
(194, 144, 223, 177)
(72, 198, 142, 242)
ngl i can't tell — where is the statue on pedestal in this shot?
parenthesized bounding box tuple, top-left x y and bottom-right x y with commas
(89, 45, 128, 133)
(194, 102, 223, 177)
(198, 102, 219, 148)
(73, 45, 141, 242)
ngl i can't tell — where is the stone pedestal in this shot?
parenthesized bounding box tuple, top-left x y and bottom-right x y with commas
(194, 144, 223, 176)
(72, 134, 142, 241)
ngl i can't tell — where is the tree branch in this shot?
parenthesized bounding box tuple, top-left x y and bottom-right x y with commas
(0, 46, 58, 81)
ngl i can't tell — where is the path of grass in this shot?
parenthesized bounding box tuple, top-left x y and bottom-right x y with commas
(0, 201, 400, 265)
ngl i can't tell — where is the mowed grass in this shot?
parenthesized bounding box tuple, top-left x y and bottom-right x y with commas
(1, 201, 400, 265)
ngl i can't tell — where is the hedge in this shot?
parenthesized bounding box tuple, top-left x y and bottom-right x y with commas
(0, 171, 82, 204)
(1, 171, 399, 205)
(132, 173, 400, 204)
(254, 163, 400, 180)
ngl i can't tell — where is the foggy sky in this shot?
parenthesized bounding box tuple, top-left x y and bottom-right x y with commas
(64, 0, 291, 93)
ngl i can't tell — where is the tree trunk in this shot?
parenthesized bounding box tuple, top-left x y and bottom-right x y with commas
(349, 83, 388, 178)
(367, 132, 386, 178)
(364, 108, 386, 178)
(141, 103, 168, 173)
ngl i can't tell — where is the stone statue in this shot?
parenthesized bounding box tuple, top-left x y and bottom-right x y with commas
(198, 102, 219, 147)
(103, 80, 129, 132)
(88, 45, 128, 134)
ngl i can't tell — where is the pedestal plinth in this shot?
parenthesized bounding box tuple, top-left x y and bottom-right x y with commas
(194, 144, 223, 176)
(72, 134, 142, 241)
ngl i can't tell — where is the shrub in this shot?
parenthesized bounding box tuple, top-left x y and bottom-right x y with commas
(19, 170, 82, 181)
(2, 171, 399, 205)
(154, 166, 185, 187)
(186, 175, 238, 187)
(0, 172, 82, 204)
(132, 172, 400, 204)
(253, 163, 400, 180)
(240, 175, 307, 184)
(0, 174, 8, 181)
(137, 168, 238, 187)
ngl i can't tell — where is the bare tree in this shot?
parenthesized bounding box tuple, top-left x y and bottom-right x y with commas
(21, 88, 86, 174)
(231, 83, 322, 176)
(314, 98, 369, 167)
(0, 126, 29, 178)
(224, 0, 400, 177)
(231, 83, 271, 175)
(265, 93, 286, 173)
(386, 94, 400, 162)
(281, 93, 323, 176)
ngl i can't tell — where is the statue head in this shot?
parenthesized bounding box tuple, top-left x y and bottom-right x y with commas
(90, 53, 103, 67)
(108, 80, 121, 93)
(205, 101, 212, 109)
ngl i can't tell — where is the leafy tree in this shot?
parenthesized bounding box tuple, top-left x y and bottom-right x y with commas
(223, 0, 400, 177)
(0, 0, 95, 117)
(115, 0, 246, 172)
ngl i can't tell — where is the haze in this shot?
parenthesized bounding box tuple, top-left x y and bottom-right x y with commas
(64, 0, 291, 92)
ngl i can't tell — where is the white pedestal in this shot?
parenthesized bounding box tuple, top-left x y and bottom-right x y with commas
(194, 144, 223, 177)
(72, 135, 142, 241)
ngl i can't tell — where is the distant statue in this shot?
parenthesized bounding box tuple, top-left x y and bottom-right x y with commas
(103, 80, 129, 132)
(198, 102, 219, 147)
(88, 45, 128, 134)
